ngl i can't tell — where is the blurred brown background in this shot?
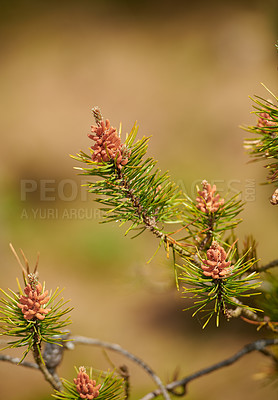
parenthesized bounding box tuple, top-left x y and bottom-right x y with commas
(0, 1, 278, 399)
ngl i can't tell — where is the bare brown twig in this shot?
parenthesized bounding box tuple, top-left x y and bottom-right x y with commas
(255, 259, 278, 273)
(227, 297, 262, 321)
(0, 353, 63, 392)
(0, 354, 38, 369)
(2, 337, 278, 399)
(138, 338, 278, 400)
(32, 344, 63, 391)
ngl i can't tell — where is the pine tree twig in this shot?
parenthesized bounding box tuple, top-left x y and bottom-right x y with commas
(0, 339, 64, 391)
(118, 364, 130, 400)
(239, 316, 278, 333)
(138, 338, 278, 400)
(0, 353, 63, 391)
(117, 171, 189, 259)
(101, 349, 130, 399)
(258, 347, 278, 364)
(160, 232, 191, 259)
(226, 298, 278, 332)
(32, 344, 63, 391)
(254, 259, 278, 272)
(42, 332, 72, 374)
(2, 338, 278, 399)
(70, 335, 170, 400)
(0, 354, 38, 369)
(226, 297, 262, 321)
(198, 215, 215, 251)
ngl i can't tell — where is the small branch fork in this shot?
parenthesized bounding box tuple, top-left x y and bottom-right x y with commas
(32, 343, 63, 391)
(0, 352, 62, 391)
(1, 337, 278, 399)
(70, 336, 171, 400)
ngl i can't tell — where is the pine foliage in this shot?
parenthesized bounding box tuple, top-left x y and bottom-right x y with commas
(73, 123, 183, 237)
(243, 85, 278, 197)
(179, 248, 261, 328)
(182, 185, 243, 250)
(74, 109, 262, 327)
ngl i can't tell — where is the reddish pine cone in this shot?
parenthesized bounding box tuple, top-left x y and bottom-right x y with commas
(257, 112, 276, 134)
(196, 180, 224, 213)
(201, 241, 232, 279)
(17, 281, 50, 321)
(88, 118, 130, 169)
(74, 367, 101, 400)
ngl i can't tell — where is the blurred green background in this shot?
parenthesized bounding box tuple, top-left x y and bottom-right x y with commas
(0, 0, 278, 399)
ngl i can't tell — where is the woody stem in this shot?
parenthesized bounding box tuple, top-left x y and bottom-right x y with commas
(32, 328, 62, 392)
(199, 214, 215, 251)
(117, 170, 189, 259)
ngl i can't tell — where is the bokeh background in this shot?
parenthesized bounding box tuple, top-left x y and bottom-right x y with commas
(0, 0, 278, 399)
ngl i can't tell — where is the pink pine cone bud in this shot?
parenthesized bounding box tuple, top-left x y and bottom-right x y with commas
(201, 241, 232, 279)
(88, 110, 131, 169)
(17, 281, 51, 321)
(74, 367, 101, 400)
(196, 180, 224, 213)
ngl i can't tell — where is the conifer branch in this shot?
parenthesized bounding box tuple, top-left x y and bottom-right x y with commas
(74, 110, 192, 263)
(243, 85, 278, 204)
(253, 259, 278, 272)
(3, 59, 278, 398)
(178, 244, 261, 327)
(227, 297, 262, 321)
(2, 338, 278, 400)
(139, 338, 278, 400)
(74, 109, 260, 327)
(0, 353, 38, 369)
(32, 342, 63, 391)
(0, 353, 63, 392)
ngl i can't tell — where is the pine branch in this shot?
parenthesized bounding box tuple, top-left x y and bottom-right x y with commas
(32, 341, 63, 391)
(0, 353, 63, 392)
(74, 109, 259, 327)
(139, 338, 278, 400)
(243, 85, 278, 204)
(74, 111, 243, 262)
(74, 112, 191, 262)
(0, 353, 38, 369)
(227, 297, 262, 321)
(253, 259, 278, 272)
(178, 243, 261, 327)
(2, 337, 278, 400)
